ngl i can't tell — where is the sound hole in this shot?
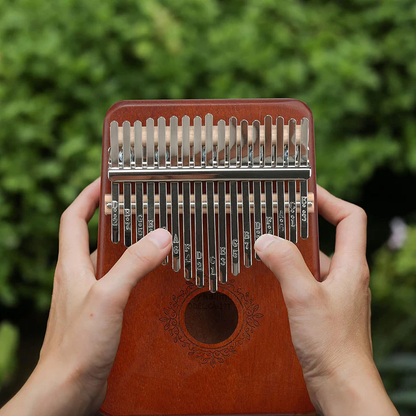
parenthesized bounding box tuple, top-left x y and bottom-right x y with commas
(184, 292, 238, 344)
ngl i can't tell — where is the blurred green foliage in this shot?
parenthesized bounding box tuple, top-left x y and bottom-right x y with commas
(372, 226, 416, 359)
(371, 226, 416, 415)
(0, 322, 19, 386)
(0, 0, 415, 411)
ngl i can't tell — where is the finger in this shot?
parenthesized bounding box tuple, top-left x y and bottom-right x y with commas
(319, 251, 331, 280)
(98, 228, 172, 308)
(317, 185, 367, 276)
(90, 250, 97, 275)
(59, 178, 100, 274)
(254, 234, 317, 305)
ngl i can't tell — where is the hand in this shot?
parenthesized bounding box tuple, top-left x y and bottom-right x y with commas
(254, 186, 398, 416)
(0, 178, 172, 416)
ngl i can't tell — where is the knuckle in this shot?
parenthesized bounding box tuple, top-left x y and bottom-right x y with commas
(53, 261, 67, 284)
(54, 261, 63, 277)
(89, 282, 111, 302)
(89, 282, 125, 311)
(358, 263, 370, 285)
(285, 284, 319, 309)
(78, 266, 93, 281)
(125, 245, 154, 266)
(274, 240, 298, 264)
(350, 204, 367, 222)
(302, 284, 319, 304)
(367, 287, 372, 303)
(59, 208, 72, 228)
(337, 201, 367, 224)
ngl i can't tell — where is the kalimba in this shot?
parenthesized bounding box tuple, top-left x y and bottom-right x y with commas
(97, 99, 320, 416)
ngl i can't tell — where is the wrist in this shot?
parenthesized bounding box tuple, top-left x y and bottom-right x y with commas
(1, 354, 103, 416)
(309, 358, 398, 416)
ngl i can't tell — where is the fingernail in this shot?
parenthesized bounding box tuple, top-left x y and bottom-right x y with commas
(147, 228, 172, 249)
(254, 234, 279, 252)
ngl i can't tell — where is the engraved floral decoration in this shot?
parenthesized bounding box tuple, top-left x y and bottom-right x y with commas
(159, 279, 263, 368)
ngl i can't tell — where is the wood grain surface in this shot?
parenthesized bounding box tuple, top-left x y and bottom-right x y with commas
(97, 99, 320, 416)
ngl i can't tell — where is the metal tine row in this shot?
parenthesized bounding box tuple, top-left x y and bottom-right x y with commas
(286, 118, 310, 242)
(109, 115, 310, 292)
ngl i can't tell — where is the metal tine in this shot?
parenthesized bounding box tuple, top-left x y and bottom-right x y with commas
(157, 117, 168, 265)
(170, 116, 181, 271)
(182, 116, 192, 280)
(229, 117, 240, 276)
(134, 121, 144, 242)
(146, 118, 156, 234)
(264, 115, 274, 235)
(194, 116, 202, 166)
(217, 119, 227, 284)
(276, 116, 286, 239)
(241, 119, 249, 166)
(218, 120, 227, 168)
(205, 113, 214, 166)
(300, 118, 309, 167)
(122, 121, 132, 247)
(252, 120, 260, 166)
(253, 120, 262, 260)
(194, 116, 204, 287)
(288, 118, 297, 243)
(205, 114, 217, 293)
(241, 119, 252, 268)
(110, 121, 120, 244)
(264, 115, 273, 166)
(110, 121, 119, 168)
(300, 117, 309, 239)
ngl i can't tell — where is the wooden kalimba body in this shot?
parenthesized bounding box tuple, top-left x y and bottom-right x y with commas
(97, 99, 320, 416)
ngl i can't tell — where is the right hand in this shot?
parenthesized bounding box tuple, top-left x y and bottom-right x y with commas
(254, 186, 398, 416)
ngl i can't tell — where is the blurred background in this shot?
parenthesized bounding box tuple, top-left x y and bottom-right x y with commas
(0, 0, 415, 413)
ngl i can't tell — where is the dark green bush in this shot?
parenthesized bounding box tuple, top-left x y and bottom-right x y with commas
(0, 0, 415, 409)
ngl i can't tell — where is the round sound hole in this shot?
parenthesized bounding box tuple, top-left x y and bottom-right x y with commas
(184, 292, 239, 344)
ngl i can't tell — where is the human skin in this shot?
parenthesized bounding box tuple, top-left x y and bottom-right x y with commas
(255, 186, 398, 416)
(0, 180, 398, 416)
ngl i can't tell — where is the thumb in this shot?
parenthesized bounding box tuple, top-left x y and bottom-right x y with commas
(254, 234, 317, 305)
(98, 228, 172, 306)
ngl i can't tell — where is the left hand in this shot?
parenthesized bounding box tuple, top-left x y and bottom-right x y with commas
(1, 178, 172, 416)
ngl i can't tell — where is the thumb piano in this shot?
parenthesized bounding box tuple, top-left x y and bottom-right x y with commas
(97, 99, 320, 416)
